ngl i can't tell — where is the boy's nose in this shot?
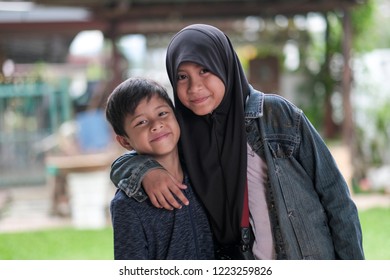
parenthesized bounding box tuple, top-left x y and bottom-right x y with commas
(151, 121, 163, 131)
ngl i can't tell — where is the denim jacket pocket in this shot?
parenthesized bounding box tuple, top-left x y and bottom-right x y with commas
(267, 139, 295, 159)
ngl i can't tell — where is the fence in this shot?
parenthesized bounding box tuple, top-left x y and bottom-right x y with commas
(0, 80, 71, 187)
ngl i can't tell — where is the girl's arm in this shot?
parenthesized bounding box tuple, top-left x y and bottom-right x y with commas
(298, 114, 364, 259)
(110, 152, 188, 209)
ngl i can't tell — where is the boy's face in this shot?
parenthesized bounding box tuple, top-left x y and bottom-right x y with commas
(176, 62, 225, 116)
(117, 95, 180, 158)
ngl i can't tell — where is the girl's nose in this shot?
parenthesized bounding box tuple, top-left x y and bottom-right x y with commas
(188, 77, 202, 94)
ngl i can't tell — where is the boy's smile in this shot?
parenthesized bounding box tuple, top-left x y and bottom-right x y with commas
(149, 131, 171, 143)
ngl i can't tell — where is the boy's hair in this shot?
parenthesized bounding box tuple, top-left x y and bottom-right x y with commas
(105, 77, 174, 137)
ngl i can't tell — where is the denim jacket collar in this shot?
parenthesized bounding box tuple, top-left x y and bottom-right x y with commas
(245, 86, 264, 119)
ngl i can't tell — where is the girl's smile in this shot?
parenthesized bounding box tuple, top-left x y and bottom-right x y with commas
(190, 95, 210, 104)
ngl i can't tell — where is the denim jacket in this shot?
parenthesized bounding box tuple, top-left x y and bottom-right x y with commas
(110, 87, 364, 260)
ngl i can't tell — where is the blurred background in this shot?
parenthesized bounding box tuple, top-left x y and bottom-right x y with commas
(0, 0, 389, 259)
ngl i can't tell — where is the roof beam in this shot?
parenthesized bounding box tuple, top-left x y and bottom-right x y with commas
(92, 1, 360, 20)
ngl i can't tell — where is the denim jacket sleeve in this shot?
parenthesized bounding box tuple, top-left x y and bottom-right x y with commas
(251, 91, 364, 259)
(110, 151, 164, 201)
(298, 113, 364, 259)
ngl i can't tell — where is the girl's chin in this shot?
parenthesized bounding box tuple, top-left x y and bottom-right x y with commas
(190, 106, 214, 116)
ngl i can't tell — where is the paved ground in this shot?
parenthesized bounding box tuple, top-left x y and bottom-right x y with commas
(0, 183, 389, 233)
(0, 183, 116, 233)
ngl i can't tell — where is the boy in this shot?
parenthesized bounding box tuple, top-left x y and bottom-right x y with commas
(105, 77, 214, 259)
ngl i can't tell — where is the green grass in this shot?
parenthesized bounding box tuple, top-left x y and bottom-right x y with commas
(0, 227, 114, 260)
(0, 207, 389, 260)
(359, 207, 390, 260)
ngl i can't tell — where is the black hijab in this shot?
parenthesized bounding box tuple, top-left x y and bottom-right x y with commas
(166, 24, 250, 245)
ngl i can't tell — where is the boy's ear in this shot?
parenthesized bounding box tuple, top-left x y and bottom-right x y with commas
(116, 135, 133, 150)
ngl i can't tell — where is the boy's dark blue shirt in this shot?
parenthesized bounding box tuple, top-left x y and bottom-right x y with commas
(110, 174, 214, 259)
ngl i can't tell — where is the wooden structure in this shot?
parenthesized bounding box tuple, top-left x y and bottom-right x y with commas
(0, 0, 365, 145)
(1, 1, 363, 37)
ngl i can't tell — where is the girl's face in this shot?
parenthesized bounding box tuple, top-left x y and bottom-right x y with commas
(176, 62, 225, 116)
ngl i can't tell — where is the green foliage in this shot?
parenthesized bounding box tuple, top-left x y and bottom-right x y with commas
(351, 0, 375, 33)
(325, 12, 343, 55)
(0, 227, 114, 260)
(294, 77, 326, 130)
(365, 101, 390, 166)
(351, 0, 377, 52)
(294, 1, 378, 135)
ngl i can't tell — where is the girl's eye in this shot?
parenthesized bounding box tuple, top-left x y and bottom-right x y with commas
(200, 68, 210, 74)
(177, 73, 187, 80)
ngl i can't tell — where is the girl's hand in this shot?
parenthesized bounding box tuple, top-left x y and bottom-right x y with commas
(143, 169, 189, 210)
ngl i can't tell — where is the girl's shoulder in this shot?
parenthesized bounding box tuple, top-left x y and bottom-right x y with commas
(263, 92, 300, 111)
(247, 87, 302, 117)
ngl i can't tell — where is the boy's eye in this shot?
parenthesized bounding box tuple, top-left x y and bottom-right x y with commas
(159, 111, 168, 117)
(135, 120, 147, 127)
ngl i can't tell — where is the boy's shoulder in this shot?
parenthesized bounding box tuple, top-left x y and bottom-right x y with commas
(111, 189, 156, 217)
(111, 189, 136, 206)
(111, 189, 149, 210)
